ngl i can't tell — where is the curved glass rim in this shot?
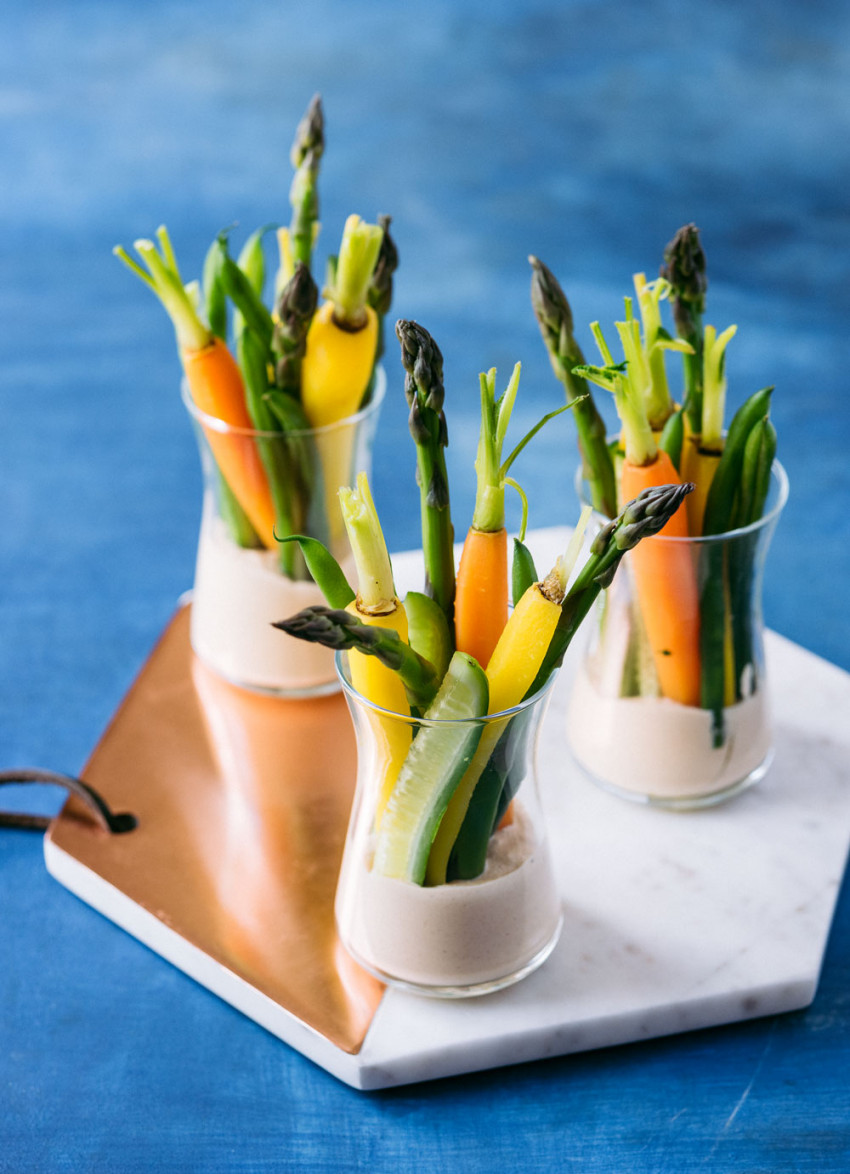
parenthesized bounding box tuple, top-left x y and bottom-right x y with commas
(575, 457, 788, 544)
(181, 362, 386, 439)
(335, 649, 558, 726)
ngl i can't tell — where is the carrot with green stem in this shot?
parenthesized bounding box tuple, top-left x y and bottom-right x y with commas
(575, 320, 701, 707)
(114, 226, 278, 547)
(632, 273, 678, 431)
(455, 362, 572, 668)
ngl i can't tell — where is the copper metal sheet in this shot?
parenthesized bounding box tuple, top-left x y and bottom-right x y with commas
(46, 605, 384, 1054)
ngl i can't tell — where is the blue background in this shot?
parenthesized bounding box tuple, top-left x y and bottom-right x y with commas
(2, 1, 848, 1170)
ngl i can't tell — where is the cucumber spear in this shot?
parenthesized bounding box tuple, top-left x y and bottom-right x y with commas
(395, 319, 456, 625)
(529, 255, 618, 519)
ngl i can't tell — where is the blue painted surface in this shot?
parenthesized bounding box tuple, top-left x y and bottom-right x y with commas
(1, 1, 848, 1169)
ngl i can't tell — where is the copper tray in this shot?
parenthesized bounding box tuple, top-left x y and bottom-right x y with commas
(45, 605, 384, 1058)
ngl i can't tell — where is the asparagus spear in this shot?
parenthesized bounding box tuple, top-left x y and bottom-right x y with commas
(272, 261, 319, 397)
(395, 319, 456, 623)
(659, 223, 707, 433)
(273, 605, 439, 711)
(529, 255, 618, 519)
(286, 93, 324, 276)
(527, 481, 694, 696)
(366, 213, 399, 365)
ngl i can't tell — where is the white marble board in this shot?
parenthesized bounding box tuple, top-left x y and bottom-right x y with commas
(45, 530, 850, 1089)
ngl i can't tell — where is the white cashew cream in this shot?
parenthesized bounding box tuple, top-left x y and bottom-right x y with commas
(566, 663, 772, 800)
(335, 805, 562, 991)
(190, 514, 339, 694)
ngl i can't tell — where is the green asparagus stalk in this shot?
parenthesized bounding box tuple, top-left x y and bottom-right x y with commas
(659, 224, 707, 433)
(273, 605, 439, 711)
(395, 319, 456, 623)
(272, 261, 319, 397)
(527, 481, 695, 696)
(529, 255, 618, 518)
(366, 213, 399, 365)
(284, 93, 324, 280)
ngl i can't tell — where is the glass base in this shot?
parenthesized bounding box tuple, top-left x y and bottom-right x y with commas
(572, 748, 774, 811)
(340, 913, 563, 999)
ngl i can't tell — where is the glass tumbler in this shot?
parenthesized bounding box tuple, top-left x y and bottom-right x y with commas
(183, 369, 384, 696)
(566, 460, 788, 808)
(334, 655, 563, 997)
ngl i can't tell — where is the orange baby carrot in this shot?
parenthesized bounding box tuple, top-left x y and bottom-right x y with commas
(114, 228, 277, 547)
(455, 526, 508, 669)
(454, 363, 570, 668)
(182, 339, 278, 546)
(620, 449, 701, 706)
(575, 316, 701, 707)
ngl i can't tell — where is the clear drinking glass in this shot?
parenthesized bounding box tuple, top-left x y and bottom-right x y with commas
(566, 460, 788, 808)
(334, 654, 563, 997)
(183, 370, 385, 696)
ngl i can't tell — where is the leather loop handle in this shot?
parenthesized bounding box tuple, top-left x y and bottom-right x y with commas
(0, 769, 137, 834)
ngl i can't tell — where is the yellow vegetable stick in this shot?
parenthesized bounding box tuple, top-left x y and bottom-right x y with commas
(302, 215, 383, 548)
(301, 214, 383, 428)
(302, 300, 379, 428)
(339, 473, 411, 823)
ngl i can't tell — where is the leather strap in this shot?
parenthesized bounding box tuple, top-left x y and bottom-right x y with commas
(0, 769, 137, 833)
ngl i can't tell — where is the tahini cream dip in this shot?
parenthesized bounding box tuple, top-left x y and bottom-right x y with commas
(567, 663, 771, 800)
(190, 515, 338, 693)
(335, 806, 562, 990)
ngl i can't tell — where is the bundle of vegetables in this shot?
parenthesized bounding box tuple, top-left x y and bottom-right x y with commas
(536, 226, 779, 746)
(114, 94, 396, 578)
(274, 318, 691, 885)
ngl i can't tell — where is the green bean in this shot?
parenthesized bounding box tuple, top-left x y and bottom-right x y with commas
(729, 416, 777, 693)
(699, 387, 774, 742)
(702, 386, 773, 535)
(511, 537, 538, 608)
(275, 537, 355, 609)
(202, 236, 228, 341)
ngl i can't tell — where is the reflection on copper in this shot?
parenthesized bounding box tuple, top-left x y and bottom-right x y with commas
(48, 605, 384, 1054)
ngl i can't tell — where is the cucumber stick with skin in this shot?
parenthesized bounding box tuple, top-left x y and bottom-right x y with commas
(372, 652, 489, 885)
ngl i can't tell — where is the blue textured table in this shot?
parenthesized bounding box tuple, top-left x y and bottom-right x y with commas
(2, 1, 849, 1169)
